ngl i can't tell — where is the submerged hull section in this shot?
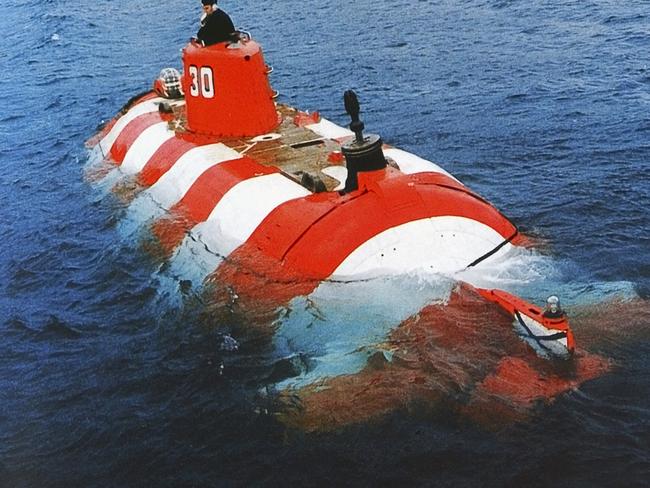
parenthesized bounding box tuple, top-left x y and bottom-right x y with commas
(274, 284, 608, 432)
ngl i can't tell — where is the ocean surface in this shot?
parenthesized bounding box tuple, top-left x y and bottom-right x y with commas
(1, 0, 649, 486)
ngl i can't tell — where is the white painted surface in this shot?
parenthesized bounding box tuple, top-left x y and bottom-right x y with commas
(305, 119, 459, 182)
(250, 133, 282, 142)
(305, 118, 354, 140)
(98, 97, 165, 156)
(516, 313, 569, 357)
(193, 173, 311, 257)
(118, 143, 240, 237)
(331, 216, 512, 279)
(383, 148, 460, 181)
(321, 165, 347, 191)
(120, 122, 175, 175)
(146, 143, 241, 209)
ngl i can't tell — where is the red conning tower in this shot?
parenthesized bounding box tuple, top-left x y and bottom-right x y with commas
(182, 39, 279, 137)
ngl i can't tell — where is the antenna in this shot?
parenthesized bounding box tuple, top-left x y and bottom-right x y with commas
(344, 90, 365, 144)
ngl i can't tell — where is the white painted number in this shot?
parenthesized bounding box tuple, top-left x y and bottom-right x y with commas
(189, 65, 199, 97)
(188, 65, 215, 99)
(200, 66, 215, 98)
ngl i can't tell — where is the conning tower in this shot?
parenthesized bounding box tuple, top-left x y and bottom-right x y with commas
(182, 37, 278, 137)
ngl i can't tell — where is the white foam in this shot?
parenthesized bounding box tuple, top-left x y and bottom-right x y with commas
(273, 274, 455, 390)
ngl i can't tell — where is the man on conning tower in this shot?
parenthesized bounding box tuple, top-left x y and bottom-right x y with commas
(197, 0, 236, 46)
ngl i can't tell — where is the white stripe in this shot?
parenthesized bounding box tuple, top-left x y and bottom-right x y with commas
(192, 174, 311, 258)
(305, 120, 459, 182)
(118, 143, 241, 239)
(121, 122, 175, 175)
(98, 97, 165, 156)
(147, 143, 241, 209)
(321, 165, 347, 191)
(383, 148, 460, 181)
(331, 216, 512, 279)
(305, 118, 354, 140)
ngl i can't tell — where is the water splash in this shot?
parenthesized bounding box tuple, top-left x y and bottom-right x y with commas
(272, 274, 455, 390)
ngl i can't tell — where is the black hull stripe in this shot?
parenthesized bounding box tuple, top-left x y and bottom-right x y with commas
(514, 311, 567, 353)
(466, 229, 519, 268)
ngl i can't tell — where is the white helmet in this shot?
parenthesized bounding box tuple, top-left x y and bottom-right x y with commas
(154, 67, 183, 99)
(546, 295, 561, 313)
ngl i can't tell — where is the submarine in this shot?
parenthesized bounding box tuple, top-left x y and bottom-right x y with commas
(86, 32, 575, 362)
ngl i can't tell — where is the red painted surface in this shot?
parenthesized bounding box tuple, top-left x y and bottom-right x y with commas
(109, 112, 168, 164)
(510, 232, 532, 247)
(182, 40, 278, 137)
(137, 137, 198, 187)
(151, 157, 278, 255)
(277, 284, 609, 432)
(465, 351, 609, 426)
(208, 247, 320, 324)
(210, 169, 520, 316)
(293, 111, 321, 127)
(176, 157, 277, 222)
(276, 169, 518, 278)
(327, 151, 344, 164)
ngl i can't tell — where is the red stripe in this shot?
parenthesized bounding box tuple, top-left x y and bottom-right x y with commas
(150, 157, 278, 256)
(137, 137, 198, 187)
(176, 157, 278, 222)
(266, 169, 517, 278)
(210, 168, 519, 316)
(85, 91, 159, 148)
(138, 92, 161, 103)
(109, 112, 167, 164)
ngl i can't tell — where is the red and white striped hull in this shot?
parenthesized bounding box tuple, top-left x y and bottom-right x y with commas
(84, 90, 602, 431)
(88, 93, 526, 312)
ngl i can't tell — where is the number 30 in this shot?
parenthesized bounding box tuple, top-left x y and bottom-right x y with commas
(189, 65, 215, 99)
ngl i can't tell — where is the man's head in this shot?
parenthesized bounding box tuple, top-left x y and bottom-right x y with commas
(201, 0, 215, 15)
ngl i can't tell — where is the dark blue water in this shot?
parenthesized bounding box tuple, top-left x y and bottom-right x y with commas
(1, 0, 649, 486)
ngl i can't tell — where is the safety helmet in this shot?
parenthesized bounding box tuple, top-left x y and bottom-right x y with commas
(154, 67, 183, 99)
(546, 295, 561, 313)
